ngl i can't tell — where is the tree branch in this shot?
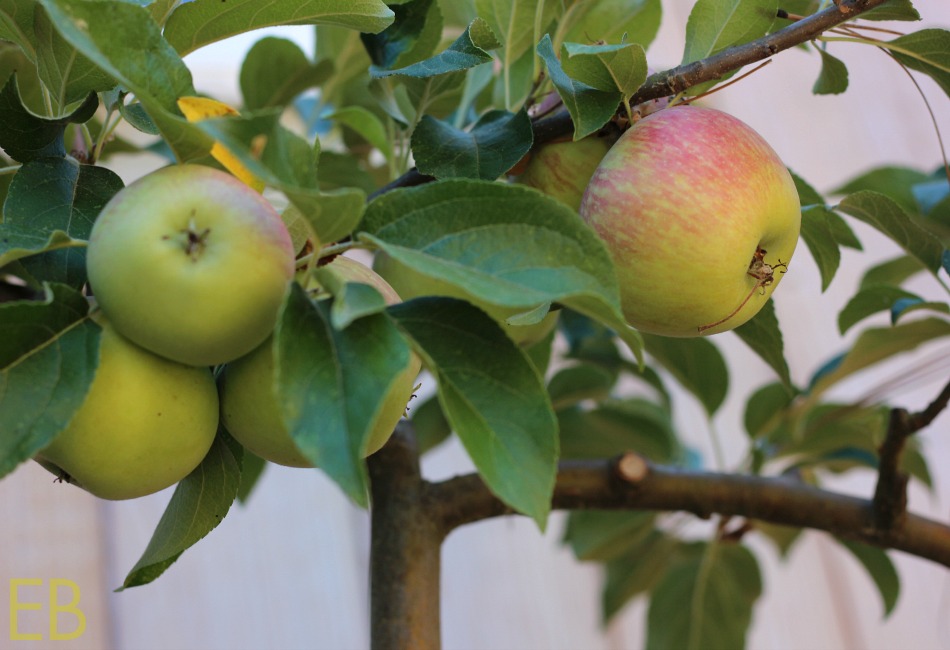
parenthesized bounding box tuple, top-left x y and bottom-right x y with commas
(628, 0, 890, 106)
(873, 379, 950, 531)
(431, 454, 950, 569)
(370, 0, 890, 197)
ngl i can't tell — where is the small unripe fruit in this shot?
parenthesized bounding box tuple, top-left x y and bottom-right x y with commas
(36, 320, 219, 500)
(219, 257, 421, 467)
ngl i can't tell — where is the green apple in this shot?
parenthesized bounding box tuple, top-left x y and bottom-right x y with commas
(373, 253, 559, 347)
(86, 164, 295, 366)
(36, 319, 219, 500)
(579, 105, 801, 337)
(219, 256, 422, 467)
(515, 135, 613, 211)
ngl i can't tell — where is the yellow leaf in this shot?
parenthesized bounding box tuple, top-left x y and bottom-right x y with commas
(177, 96, 265, 193)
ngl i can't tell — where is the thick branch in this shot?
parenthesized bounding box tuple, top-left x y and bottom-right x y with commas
(431, 456, 950, 569)
(368, 424, 442, 650)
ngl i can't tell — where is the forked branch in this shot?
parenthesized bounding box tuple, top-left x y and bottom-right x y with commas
(873, 379, 950, 531)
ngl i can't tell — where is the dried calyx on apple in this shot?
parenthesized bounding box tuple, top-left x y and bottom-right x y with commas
(579, 104, 801, 337)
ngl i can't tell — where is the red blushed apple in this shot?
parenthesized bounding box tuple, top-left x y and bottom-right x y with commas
(579, 105, 801, 337)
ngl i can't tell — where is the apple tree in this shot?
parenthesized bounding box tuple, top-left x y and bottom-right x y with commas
(1, 0, 949, 647)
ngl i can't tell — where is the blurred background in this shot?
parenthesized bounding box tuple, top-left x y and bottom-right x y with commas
(3, 3, 949, 649)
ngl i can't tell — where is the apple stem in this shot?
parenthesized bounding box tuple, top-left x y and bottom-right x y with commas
(697, 247, 787, 333)
(697, 282, 762, 334)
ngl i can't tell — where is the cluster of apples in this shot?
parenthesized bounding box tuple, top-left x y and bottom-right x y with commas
(37, 103, 800, 501)
(36, 165, 420, 500)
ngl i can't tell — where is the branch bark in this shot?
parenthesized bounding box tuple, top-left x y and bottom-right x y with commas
(368, 423, 443, 650)
(431, 455, 950, 569)
(873, 379, 950, 530)
(371, 0, 890, 196)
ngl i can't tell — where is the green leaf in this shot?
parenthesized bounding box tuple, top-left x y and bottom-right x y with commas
(410, 394, 452, 454)
(792, 171, 861, 252)
(311, 264, 388, 330)
(148, 0, 179, 26)
(836, 540, 900, 617)
(536, 34, 619, 140)
(682, 0, 777, 64)
(642, 334, 728, 417)
(239, 37, 333, 110)
(361, 0, 442, 73)
(325, 106, 394, 162)
(194, 112, 366, 245)
(862, 0, 920, 21)
(357, 179, 644, 361)
(547, 363, 615, 411)
(275, 284, 413, 507)
(884, 29, 950, 99)
(558, 399, 679, 462)
(799, 206, 841, 291)
(810, 318, 950, 397)
(743, 381, 793, 439)
(559, 0, 662, 50)
(476, 0, 560, 110)
(388, 297, 557, 528)
(118, 431, 242, 589)
(812, 47, 848, 95)
(646, 542, 762, 650)
(37, 0, 210, 161)
(832, 166, 931, 214)
(0, 0, 38, 60)
(733, 299, 792, 389)
(561, 41, 648, 96)
(782, 404, 890, 473)
(235, 449, 267, 504)
(891, 297, 950, 324)
(1, 157, 124, 286)
(0, 76, 97, 162)
(563, 510, 656, 563)
(838, 191, 945, 275)
(603, 529, 680, 622)
(0, 283, 96, 479)
(33, 5, 114, 112)
(410, 108, 532, 180)
(369, 16, 498, 78)
(0, 41, 46, 115)
(860, 255, 926, 289)
(837, 284, 920, 334)
(164, 0, 396, 56)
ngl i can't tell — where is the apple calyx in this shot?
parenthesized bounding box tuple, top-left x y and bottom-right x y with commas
(697, 247, 788, 334)
(166, 215, 211, 261)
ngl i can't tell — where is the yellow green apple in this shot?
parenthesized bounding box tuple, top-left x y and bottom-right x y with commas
(579, 105, 801, 337)
(373, 253, 559, 347)
(515, 135, 613, 211)
(219, 256, 422, 467)
(86, 164, 295, 366)
(36, 319, 219, 500)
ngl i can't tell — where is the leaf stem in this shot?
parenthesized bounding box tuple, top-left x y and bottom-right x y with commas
(0, 164, 21, 175)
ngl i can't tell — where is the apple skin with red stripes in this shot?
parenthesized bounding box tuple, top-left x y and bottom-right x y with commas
(579, 105, 801, 337)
